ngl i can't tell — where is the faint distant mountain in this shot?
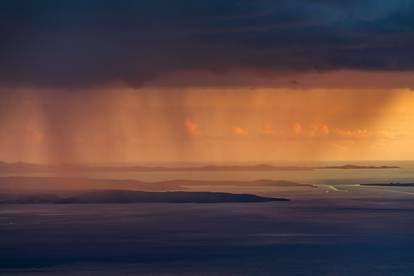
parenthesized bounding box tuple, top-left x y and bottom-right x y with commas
(0, 190, 288, 204)
(183, 164, 313, 171)
(0, 176, 314, 192)
(0, 161, 399, 173)
(0, 161, 313, 172)
(318, 164, 399, 169)
(160, 179, 315, 187)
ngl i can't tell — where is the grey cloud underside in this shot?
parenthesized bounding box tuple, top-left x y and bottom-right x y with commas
(1, 0, 414, 88)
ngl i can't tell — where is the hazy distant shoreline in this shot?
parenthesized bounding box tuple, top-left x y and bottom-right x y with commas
(0, 176, 314, 192)
(0, 161, 400, 173)
(318, 164, 399, 170)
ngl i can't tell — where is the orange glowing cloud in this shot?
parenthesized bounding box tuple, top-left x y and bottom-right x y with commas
(185, 118, 201, 137)
(309, 123, 330, 137)
(232, 126, 248, 136)
(333, 128, 368, 139)
(292, 122, 302, 135)
(288, 122, 370, 140)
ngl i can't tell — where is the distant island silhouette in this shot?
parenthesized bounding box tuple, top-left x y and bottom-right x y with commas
(0, 190, 288, 204)
(318, 164, 399, 169)
(361, 183, 414, 187)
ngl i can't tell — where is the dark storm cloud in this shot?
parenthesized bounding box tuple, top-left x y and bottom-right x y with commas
(1, 0, 414, 88)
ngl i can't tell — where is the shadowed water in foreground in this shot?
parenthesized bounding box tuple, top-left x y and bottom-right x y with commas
(1, 167, 414, 275)
(1, 198, 413, 275)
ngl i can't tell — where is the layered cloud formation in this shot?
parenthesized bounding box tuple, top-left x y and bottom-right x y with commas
(1, 1, 414, 163)
(1, 0, 414, 88)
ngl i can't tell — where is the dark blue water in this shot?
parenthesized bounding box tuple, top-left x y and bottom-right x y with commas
(1, 163, 414, 275)
(1, 197, 413, 275)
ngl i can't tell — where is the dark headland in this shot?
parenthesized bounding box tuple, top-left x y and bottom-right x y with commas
(0, 176, 291, 203)
(361, 183, 414, 187)
(0, 190, 288, 204)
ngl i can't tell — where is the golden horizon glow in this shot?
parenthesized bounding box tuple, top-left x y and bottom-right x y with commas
(0, 86, 413, 164)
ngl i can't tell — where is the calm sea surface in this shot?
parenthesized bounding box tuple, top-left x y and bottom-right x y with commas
(1, 161, 413, 275)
